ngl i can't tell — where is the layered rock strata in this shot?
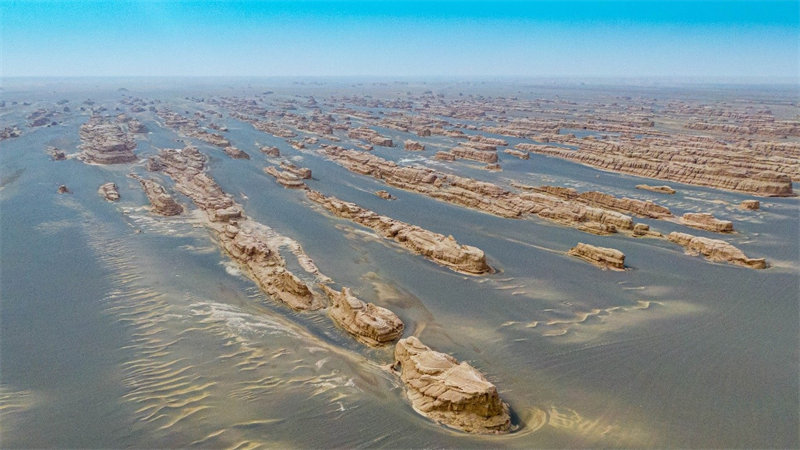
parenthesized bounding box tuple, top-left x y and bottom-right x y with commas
(320, 285, 404, 346)
(740, 200, 760, 210)
(667, 232, 766, 269)
(264, 166, 308, 189)
(680, 213, 734, 233)
(404, 140, 425, 151)
(393, 336, 511, 434)
(131, 176, 183, 216)
(636, 184, 676, 194)
(567, 243, 626, 270)
(79, 116, 138, 164)
(306, 190, 492, 274)
(98, 182, 120, 201)
(150, 146, 321, 310)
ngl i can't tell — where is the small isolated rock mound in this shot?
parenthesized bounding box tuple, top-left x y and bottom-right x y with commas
(740, 200, 760, 210)
(636, 184, 676, 194)
(375, 190, 394, 200)
(224, 146, 250, 159)
(320, 285, 403, 346)
(667, 232, 766, 269)
(567, 242, 625, 270)
(57, 185, 70, 194)
(680, 212, 734, 233)
(503, 149, 529, 159)
(404, 140, 425, 151)
(394, 336, 511, 434)
(260, 146, 280, 157)
(47, 146, 66, 160)
(633, 223, 662, 237)
(98, 182, 120, 201)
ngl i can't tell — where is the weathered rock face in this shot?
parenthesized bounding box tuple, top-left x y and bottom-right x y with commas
(393, 337, 511, 434)
(375, 190, 394, 200)
(633, 223, 662, 237)
(740, 200, 760, 210)
(280, 162, 312, 179)
(151, 146, 320, 310)
(517, 142, 795, 197)
(680, 213, 734, 233)
(636, 184, 676, 194)
(667, 232, 766, 269)
(223, 146, 250, 159)
(98, 182, 120, 201)
(260, 146, 281, 157)
(79, 116, 138, 164)
(503, 149, 529, 159)
(47, 147, 66, 160)
(450, 146, 498, 163)
(132, 176, 183, 216)
(348, 127, 393, 147)
(264, 166, 307, 189)
(567, 242, 626, 270)
(320, 285, 403, 346)
(404, 140, 425, 151)
(577, 191, 672, 219)
(307, 190, 492, 274)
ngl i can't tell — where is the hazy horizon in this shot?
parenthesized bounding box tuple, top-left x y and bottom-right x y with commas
(3, 0, 797, 79)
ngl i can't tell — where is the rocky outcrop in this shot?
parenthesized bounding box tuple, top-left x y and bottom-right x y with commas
(577, 191, 672, 219)
(98, 182, 120, 201)
(280, 162, 312, 179)
(740, 200, 760, 210)
(320, 285, 403, 346)
(223, 146, 250, 159)
(79, 116, 138, 164)
(131, 176, 183, 216)
(47, 146, 66, 160)
(503, 149, 529, 159)
(404, 140, 425, 151)
(307, 190, 492, 274)
(0, 126, 22, 141)
(150, 146, 320, 310)
(632, 223, 662, 237)
(567, 243, 625, 270)
(667, 232, 766, 269)
(636, 184, 676, 194)
(57, 185, 70, 194)
(680, 213, 734, 233)
(264, 166, 307, 189)
(450, 146, 498, 163)
(375, 190, 394, 200)
(517, 142, 794, 197)
(393, 337, 511, 434)
(260, 146, 280, 157)
(348, 127, 393, 147)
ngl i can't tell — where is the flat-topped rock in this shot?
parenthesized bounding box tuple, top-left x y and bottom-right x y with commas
(393, 336, 511, 434)
(260, 145, 281, 157)
(79, 115, 137, 164)
(667, 232, 766, 269)
(307, 190, 492, 274)
(320, 285, 403, 346)
(98, 182, 120, 201)
(740, 200, 760, 210)
(375, 190, 394, 200)
(636, 184, 676, 194)
(404, 140, 425, 151)
(680, 212, 734, 233)
(503, 149, 529, 159)
(567, 242, 625, 270)
(264, 166, 307, 189)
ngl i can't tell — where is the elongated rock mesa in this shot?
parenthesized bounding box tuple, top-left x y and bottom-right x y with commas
(320, 285, 403, 346)
(667, 232, 766, 269)
(307, 190, 491, 274)
(394, 336, 511, 434)
(680, 213, 734, 233)
(133, 176, 183, 216)
(567, 242, 625, 270)
(636, 184, 676, 194)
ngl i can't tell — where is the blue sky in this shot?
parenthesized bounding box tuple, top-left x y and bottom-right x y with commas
(2, 1, 798, 78)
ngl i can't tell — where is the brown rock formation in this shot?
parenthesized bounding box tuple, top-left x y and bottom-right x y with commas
(79, 116, 138, 164)
(567, 243, 626, 270)
(404, 140, 425, 151)
(393, 337, 511, 434)
(632, 223, 662, 237)
(260, 146, 281, 157)
(667, 232, 766, 269)
(280, 162, 312, 179)
(224, 146, 250, 159)
(57, 185, 70, 194)
(577, 191, 672, 219)
(307, 190, 492, 274)
(320, 285, 404, 346)
(503, 149, 529, 159)
(348, 127, 393, 147)
(375, 190, 394, 200)
(131, 176, 183, 216)
(636, 184, 676, 194)
(450, 146, 498, 163)
(150, 146, 321, 310)
(740, 200, 760, 210)
(47, 146, 66, 160)
(264, 166, 307, 189)
(680, 213, 734, 233)
(98, 182, 120, 201)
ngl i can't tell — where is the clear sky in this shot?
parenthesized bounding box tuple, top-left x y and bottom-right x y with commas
(2, 0, 798, 78)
